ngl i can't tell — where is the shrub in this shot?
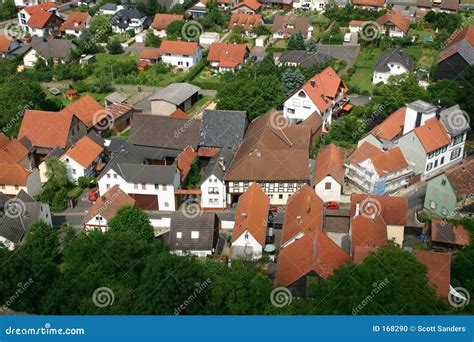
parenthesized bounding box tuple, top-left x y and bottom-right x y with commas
(67, 187, 83, 200)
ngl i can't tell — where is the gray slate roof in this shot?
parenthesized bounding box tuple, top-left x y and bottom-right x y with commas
(149, 83, 201, 106)
(201, 146, 235, 184)
(168, 212, 217, 251)
(105, 92, 128, 104)
(439, 104, 471, 136)
(440, 40, 474, 66)
(116, 163, 177, 184)
(99, 140, 145, 180)
(112, 9, 147, 29)
(277, 50, 331, 68)
(100, 3, 119, 10)
(30, 38, 76, 60)
(0, 191, 47, 245)
(374, 48, 414, 73)
(199, 110, 248, 148)
(128, 114, 201, 151)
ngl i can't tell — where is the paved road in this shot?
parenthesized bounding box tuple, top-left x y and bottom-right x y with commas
(347, 94, 371, 106)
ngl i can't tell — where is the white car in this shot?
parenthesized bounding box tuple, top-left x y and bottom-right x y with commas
(344, 33, 352, 43)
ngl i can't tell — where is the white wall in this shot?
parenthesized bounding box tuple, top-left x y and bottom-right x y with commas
(232, 231, 263, 260)
(403, 105, 437, 135)
(227, 181, 305, 206)
(314, 176, 341, 202)
(201, 175, 227, 209)
(161, 48, 202, 69)
(373, 63, 409, 85)
(61, 156, 85, 182)
(283, 89, 319, 123)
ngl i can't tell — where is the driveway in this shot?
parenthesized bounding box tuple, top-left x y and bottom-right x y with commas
(343, 32, 359, 46)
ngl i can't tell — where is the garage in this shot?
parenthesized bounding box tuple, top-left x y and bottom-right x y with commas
(130, 194, 159, 210)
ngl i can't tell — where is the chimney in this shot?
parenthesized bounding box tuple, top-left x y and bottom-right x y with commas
(310, 80, 315, 88)
(355, 201, 360, 217)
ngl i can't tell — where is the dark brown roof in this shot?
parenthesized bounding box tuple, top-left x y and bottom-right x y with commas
(445, 159, 474, 201)
(271, 15, 311, 35)
(313, 143, 345, 186)
(128, 114, 201, 151)
(224, 109, 311, 182)
(350, 194, 408, 226)
(430, 220, 470, 246)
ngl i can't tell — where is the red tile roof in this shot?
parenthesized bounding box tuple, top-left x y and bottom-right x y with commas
(300, 66, 347, 113)
(369, 107, 406, 141)
(349, 20, 368, 26)
(414, 117, 451, 153)
(23, 2, 57, 15)
(350, 194, 408, 226)
(62, 95, 105, 128)
(0, 164, 30, 186)
(352, 0, 385, 6)
(232, 0, 262, 11)
(27, 10, 62, 29)
(445, 159, 474, 200)
(83, 185, 136, 223)
(159, 40, 198, 56)
(18, 110, 73, 149)
(232, 183, 270, 245)
(371, 147, 408, 176)
(105, 103, 133, 121)
(348, 141, 382, 164)
(351, 215, 388, 255)
(415, 250, 451, 298)
(151, 13, 183, 30)
(430, 220, 470, 247)
(353, 245, 378, 264)
(228, 13, 262, 31)
(313, 143, 345, 186)
(197, 146, 220, 157)
(140, 48, 161, 60)
(62, 135, 103, 169)
(208, 42, 248, 68)
(170, 108, 188, 119)
(275, 185, 350, 286)
(0, 35, 13, 53)
(444, 24, 474, 50)
(176, 145, 197, 182)
(60, 11, 89, 32)
(376, 11, 410, 33)
(0, 134, 29, 165)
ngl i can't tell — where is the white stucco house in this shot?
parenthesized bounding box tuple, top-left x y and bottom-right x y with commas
(159, 40, 202, 69)
(231, 183, 270, 260)
(111, 9, 148, 34)
(18, 2, 62, 37)
(60, 135, 103, 183)
(313, 144, 344, 203)
(292, 0, 326, 10)
(283, 66, 348, 130)
(373, 48, 414, 85)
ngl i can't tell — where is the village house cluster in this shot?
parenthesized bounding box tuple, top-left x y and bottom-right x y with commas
(0, 0, 472, 306)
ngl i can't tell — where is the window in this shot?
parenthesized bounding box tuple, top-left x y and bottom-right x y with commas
(435, 149, 440, 156)
(176, 232, 182, 239)
(65, 158, 70, 162)
(155, 184, 159, 190)
(191, 231, 199, 239)
(325, 182, 332, 190)
(14, 185, 19, 190)
(426, 163, 433, 171)
(440, 157, 445, 165)
(134, 184, 139, 189)
(106, 184, 110, 189)
(107, 174, 111, 179)
(430, 200, 437, 209)
(288, 108, 295, 114)
(441, 208, 448, 216)
(279, 194, 283, 199)
(141, 183, 146, 190)
(434, 160, 438, 168)
(162, 185, 167, 191)
(441, 146, 447, 153)
(0, 184, 4, 189)
(72, 169, 76, 174)
(451, 148, 461, 160)
(113, 174, 117, 179)
(244, 232, 249, 239)
(164, 202, 169, 207)
(441, 179, 446, 186)
(298, 91, 306, 98)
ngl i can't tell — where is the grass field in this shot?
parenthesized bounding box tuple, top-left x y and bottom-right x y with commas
(346, 48, 382, 94)
(402, 46, 437, 70)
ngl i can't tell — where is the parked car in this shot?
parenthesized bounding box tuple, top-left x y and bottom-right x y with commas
(88, 189, 99, 201)
(344, 33, 352, 43)
(324, 201, 339, 210)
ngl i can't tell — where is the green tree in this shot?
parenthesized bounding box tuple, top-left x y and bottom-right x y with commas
(89, 15, 112, 43)
(108, 206, 154, 242)
(45, 157, 69, 191)
(106, 38, 124, 54)
(282, 69, 305, 97)
(145, 29, 161, 47)
(310, 246, 446, 314)
(287, 32, 306, 51)
(21, 220, 59, 261)
(0, 0, 17, 20)
(427, 80, 460, 108)
(166, 20, 185, 40)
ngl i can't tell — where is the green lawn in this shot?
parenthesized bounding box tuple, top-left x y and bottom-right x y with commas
(402, 46, 437, 70)
(345, 48, 382, 95)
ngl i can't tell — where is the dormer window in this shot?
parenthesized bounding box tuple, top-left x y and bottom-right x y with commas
(298, 91, 306, 98)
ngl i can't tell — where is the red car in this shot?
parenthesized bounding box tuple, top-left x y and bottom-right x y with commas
(88, 189, 99, 202)
(269, 206, 279, 213)
(324, 201, 339, 210)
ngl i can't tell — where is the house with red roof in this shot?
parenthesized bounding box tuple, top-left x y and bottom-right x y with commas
(414, 250, 451, 298)
(231, 183, 270, 260)
(0, 35, 22, 59)
(228, 13, 263, 36)
(376, 10, 410, 38)
(139, 48, 161, 64)
(18, 2, 63, 37)
(207, 42, 249, 72)
(434, 24, 474, 81)
(83, 185, 136, 232)
(60, 11, 91, 37)
(59, 135, 104, 183)
(346, 141, 413, 195)
(151, 13, 183, 37)
(231, 0, 262, 14)
(159, 40, 202, 69)
(283, 66, 349, 130)
(313, 143, 345, 203)
(62, 95, 107, 130)
(0, 164, 42, 197)
(275, 185, 350, 297)
(18, 110, 87, 162)
(359, 100, 469, 181)
(352, 0, 385, 9)
(0, 133, 31, 167)
(350, 194, 408, 247)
